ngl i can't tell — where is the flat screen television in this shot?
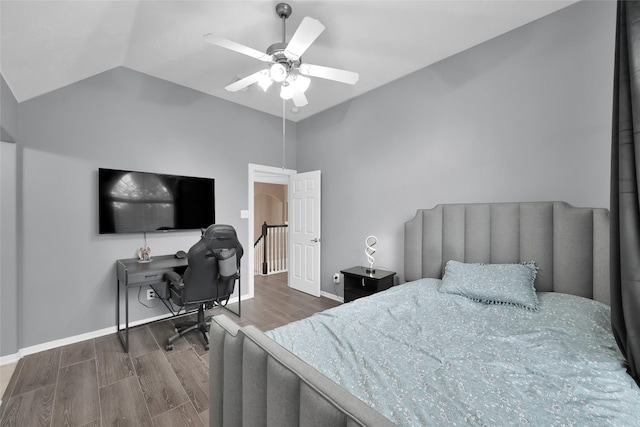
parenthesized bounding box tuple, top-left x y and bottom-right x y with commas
(98, 168, 215, 234)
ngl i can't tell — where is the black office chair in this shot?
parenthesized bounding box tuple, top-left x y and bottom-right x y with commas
(164, 224, 243, 351)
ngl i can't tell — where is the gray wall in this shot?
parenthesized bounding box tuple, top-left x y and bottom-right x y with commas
(1, 75, 18, 142)
(1, 75, 19, 357)
(297, 1, 616, 295)
(14, 67, 296, 349)
(1, 141, 18, 357)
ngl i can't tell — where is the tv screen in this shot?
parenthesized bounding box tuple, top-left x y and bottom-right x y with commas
(98, 168, 215, 234)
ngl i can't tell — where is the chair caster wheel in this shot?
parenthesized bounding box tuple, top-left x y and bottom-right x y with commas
(165, 344, 173, 351)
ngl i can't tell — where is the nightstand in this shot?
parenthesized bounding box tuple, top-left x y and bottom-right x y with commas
(341, 266, 396, 303)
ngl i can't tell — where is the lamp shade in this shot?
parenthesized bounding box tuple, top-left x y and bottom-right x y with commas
(293, 75, 310, 93)
(269, 63, 287, 83)
(258, 70, 273, 91)
(280, 83, 294, 100)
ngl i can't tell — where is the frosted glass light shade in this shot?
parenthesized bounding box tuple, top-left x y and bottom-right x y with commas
(269, 63, 287, 83)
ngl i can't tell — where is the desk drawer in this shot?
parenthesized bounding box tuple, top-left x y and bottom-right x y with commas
(127, 269, 172, 285)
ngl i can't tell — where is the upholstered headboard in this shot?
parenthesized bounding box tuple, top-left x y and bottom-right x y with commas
(404, 202, 610, 305)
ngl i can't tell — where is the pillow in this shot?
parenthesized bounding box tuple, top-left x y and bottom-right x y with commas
(439, 260, 539, 311)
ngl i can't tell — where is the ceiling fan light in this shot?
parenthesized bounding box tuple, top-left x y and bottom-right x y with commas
(293, 75, 311, 93)
(258, 71, 273, 91)
(280, 83, 294, 100)
(270, 63, 287, 83)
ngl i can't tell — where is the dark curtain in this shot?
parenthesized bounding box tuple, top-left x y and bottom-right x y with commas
(611, 0, 640, 386)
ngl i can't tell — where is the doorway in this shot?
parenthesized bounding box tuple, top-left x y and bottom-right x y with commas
(247, 164, 295, 300)
(247, 164, 322, 300)
(254, 182, 288, 277)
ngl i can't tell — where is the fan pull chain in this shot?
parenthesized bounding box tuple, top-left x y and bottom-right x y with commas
(282, 99, 286, 170)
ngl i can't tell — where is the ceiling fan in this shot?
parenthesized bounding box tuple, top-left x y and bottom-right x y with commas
(203, 2, 359, 108)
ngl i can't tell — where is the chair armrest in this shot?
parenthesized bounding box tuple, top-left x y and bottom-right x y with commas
(164, 271, 184, 288)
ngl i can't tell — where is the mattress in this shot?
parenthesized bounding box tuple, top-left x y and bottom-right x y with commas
(267, 279, 640, 426)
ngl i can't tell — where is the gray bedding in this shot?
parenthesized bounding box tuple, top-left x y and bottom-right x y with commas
(267, 279, 640, 426)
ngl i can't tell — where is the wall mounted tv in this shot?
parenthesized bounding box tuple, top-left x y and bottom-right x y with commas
(98, 168, 215, 234)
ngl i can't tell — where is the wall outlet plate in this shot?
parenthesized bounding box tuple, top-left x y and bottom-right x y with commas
(333, 273, 340, 284)
(147, 289, 157, 300)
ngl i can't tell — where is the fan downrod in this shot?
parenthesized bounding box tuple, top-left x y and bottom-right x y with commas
(269, 3, 294, 64)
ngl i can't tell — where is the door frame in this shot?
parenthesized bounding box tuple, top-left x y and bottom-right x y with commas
(247, 163, 296, 299)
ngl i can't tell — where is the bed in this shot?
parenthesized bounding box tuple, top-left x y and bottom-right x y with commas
(209, 201, 640, 426)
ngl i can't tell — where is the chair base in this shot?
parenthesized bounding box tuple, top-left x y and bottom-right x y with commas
(166, 304, 211, 351)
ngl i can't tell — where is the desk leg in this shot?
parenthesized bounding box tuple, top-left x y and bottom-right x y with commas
(116, 279, 129, 352)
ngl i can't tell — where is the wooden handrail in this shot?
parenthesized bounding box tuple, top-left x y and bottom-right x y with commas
(254, 222, 288, 275)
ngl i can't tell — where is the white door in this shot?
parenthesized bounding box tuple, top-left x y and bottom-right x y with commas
(289, 170, 321, 297)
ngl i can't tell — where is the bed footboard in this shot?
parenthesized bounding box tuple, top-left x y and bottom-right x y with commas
(209, 314, 394, 427)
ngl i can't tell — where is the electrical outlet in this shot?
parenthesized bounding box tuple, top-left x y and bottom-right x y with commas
(146, 289, 157, 300)
(333, 273, 340, 284)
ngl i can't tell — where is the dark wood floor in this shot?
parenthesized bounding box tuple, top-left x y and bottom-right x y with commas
(0, 273, 340, 427)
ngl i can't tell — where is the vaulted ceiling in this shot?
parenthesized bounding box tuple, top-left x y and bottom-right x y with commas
(1, 1, 577, 122)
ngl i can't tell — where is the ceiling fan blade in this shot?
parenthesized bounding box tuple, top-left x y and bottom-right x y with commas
(292, 89, 308, 108)
(203, 34, 272, 63)
(225, 70, 267, 92)
(285, 17, 325, 60)
(299, 63, 359, 85)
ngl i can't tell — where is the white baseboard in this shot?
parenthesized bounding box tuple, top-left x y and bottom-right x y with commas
(321, 291, 343, 303)
(0, 313, 173, 366)
(0, 352, 22, 366)
(0, 294, 245, 366)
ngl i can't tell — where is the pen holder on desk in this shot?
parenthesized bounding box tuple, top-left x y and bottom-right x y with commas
(138, 246, 152, 263)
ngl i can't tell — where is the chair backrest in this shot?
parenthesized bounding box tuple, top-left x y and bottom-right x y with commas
(182, 224, 244, 304)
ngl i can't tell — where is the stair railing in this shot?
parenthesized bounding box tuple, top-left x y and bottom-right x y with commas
(254, 222, 288, 275)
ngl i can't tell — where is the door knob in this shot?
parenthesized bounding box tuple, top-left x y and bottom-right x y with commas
(310, 238, 320, 243)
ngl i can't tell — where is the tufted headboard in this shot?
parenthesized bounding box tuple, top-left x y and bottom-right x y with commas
(404, 202, 610, 305)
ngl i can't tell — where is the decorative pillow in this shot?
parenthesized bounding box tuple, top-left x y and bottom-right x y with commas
(439, 260, 539, 311)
